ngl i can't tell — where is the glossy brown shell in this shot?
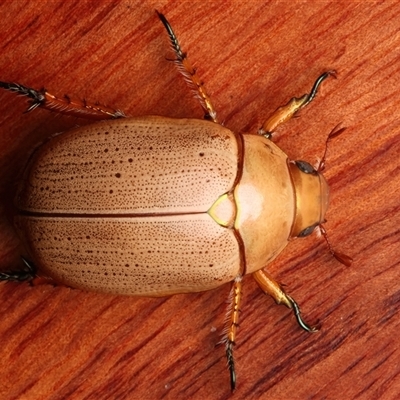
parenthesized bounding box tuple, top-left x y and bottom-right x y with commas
(15, 116, 294, 296)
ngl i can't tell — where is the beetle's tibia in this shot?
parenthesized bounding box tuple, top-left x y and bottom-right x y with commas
(253, 269, 319, 332)
(156, 11, 218, 123)
(253, 269, 292, 307)
(258, 70, 336, 137)
(0, 81, 126, 120)
(0, 257, 36, 282)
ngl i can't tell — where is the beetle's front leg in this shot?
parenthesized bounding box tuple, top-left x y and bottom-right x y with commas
(220, 276, 242, 391)
(258, 71, 335, 138)
(156, 11, 218, 123)
(253, 269, 318, 332)
(0, 81, 126, 120)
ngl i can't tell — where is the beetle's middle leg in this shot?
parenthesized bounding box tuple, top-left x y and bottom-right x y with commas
(253, 269, 318, 333)
(157, 11, 218, 123)
(0, 81, 126, 120)
(258, 71, 335, 138)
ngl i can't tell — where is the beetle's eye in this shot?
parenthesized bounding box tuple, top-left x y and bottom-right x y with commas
(295, 160, 317, 175)
(298, 223, 318, 237)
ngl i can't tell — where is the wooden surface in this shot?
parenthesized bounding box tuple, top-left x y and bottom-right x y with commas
(0, 1, 399, 399)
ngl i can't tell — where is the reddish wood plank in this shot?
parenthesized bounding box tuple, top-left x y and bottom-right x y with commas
(0, 1, 399, 399)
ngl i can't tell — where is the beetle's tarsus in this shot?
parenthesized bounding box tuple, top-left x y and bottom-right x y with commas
(156, 11, 185, 60)
(156, 10, 218, 123)
(216, 336, 236, 389)
(301, 70, 336, 108)
(286, 294, 319, 333)
(0, 81, 46, 112)
(226, 341, 236, 391)
(0, 257, 36, 282)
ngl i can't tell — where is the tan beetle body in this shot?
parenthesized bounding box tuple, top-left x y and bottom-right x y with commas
(0, 12, 350, 391)
(15, 116, 318, 296)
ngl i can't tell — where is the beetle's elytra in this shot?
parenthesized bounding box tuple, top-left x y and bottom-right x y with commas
(0, 11, 351, 390)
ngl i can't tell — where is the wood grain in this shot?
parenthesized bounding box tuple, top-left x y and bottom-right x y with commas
(0, 1, 399, 399)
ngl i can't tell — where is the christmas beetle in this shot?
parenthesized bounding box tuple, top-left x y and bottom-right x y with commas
(0, 11, 351, 390)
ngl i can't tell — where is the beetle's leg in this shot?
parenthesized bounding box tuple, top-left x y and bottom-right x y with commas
(0, 81, 126, 120)
(0, 257, 36, 282)
(253, 269, 319, 332)
(156, 11, 218, 123)
(220, 276, 242, 391)
(258, 71, 336, 138)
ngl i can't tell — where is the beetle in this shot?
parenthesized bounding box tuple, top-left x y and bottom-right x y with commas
(0, 11, 351, 390)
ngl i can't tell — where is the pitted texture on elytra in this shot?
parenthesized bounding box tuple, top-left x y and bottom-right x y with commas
(16, 117, 239, 214)
(16, 214, 240, 295)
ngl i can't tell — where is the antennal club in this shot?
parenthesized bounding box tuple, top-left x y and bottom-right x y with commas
(319, 224, 353, 266)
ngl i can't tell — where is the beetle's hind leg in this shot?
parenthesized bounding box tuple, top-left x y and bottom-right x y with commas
(156, 11, 218, 123)
(0, 81, 126, 120)
(0, 257, 36, 282)
(258, 71, 336, 138)
(253, 269, 319, 332)
(219, 276, 242, 391)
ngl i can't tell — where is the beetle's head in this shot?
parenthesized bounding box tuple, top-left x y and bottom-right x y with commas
(287, 125, 352, 267)
(288, 160, 329, 238)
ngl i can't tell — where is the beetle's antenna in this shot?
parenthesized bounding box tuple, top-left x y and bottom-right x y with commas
(317, 124, 346, 172)
(315, 125, 352, 266)
(318, 224, 353, 266)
